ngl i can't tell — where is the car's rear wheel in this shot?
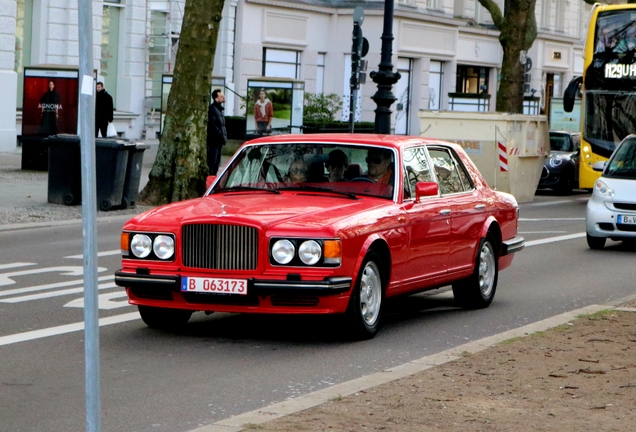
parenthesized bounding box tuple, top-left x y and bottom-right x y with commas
(586, 233, 606, 250)
(345, 251, 384, 340)
(138, 306, 192, 329)
(453, 235, 498, 309)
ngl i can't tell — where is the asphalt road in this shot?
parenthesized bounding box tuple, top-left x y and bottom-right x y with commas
(1, 190, 635, 432)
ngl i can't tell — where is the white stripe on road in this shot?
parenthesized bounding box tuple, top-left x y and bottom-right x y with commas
(0, 282, 118, 303)
(0, 312, 140, 347)
(520, 218, 585, 221)
(0, 275, 114, 298)
(65, 250, 121, 259)
(525, 232, 586, 247)
(0, 263, 35, 270)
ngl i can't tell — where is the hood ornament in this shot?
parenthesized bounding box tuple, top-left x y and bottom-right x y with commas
(220, 204, 227, 216)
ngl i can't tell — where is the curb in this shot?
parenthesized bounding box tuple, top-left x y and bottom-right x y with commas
(0, 213, 138, 232)
(188, 304, 614, 432)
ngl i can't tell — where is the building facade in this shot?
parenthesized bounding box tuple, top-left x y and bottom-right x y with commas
(1, 0, 590, 151)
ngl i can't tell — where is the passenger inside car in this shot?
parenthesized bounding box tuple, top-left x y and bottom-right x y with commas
(326, 150, 349, 182)
(285, 155, 308, 183)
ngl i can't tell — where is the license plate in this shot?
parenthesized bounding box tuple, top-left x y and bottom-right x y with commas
(618, 214, 636, 225)
(181, 277, 247, 295)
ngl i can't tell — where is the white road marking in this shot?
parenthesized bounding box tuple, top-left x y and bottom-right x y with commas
(520, 218, 585, 221)
(0, 312, 140, 347)
(0, 266, 107, 286)
(525, 232, 586, 247)
(64, 291, 130, 310)
(0, 275, 114, 298)
(0, 282, 118, 303)
(0, 263, 36, 270)
(519, 231, 567, 234)
(65, 250, 121, 259)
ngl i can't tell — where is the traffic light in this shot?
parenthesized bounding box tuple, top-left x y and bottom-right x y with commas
(351, 23, 369, 90)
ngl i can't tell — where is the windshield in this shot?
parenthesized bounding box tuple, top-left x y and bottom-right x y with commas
(604, 138, 636, 179)
(550, 134, 573, 152)
(211, 142, 397, 200)
(583, 91, 636, 158)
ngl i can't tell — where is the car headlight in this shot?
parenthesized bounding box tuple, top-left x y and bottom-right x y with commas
(130, 234, 152, 258)
(298, 240, 321, 265)
(594, 180, 615, 198)
(549, 156, 563, 167)
(272, 239, 295, 264)
(153, 235, 175, 260)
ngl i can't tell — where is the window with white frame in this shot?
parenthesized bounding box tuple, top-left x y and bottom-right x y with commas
(556, 0, 565, 32)
(263, 48, 301, 79)
(15, 0, 34, 109)
(102, 0, 123, 108)
(148, 11, 170, 110)
(427, 0, 440, 10)
(428, 60, 444, 110)
(316, 53, 325, 94)
(541, 0, 552, 30)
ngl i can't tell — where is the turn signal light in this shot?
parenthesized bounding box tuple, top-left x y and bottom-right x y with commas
(323, 240, 342, 265)
(120, 232, 130, 257)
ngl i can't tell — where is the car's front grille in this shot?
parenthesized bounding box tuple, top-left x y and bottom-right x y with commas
(614, 203, 636, 211)
(182, 224, 258, 270)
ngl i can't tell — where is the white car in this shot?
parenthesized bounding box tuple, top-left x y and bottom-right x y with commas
(586, 135, 636, 249)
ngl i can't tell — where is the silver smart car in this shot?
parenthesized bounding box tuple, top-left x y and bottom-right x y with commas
(586, 135, 636, 249)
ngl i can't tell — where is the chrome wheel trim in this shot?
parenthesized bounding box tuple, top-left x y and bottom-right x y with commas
(359, 261, 382, 326)
(478, 242, 496, 298)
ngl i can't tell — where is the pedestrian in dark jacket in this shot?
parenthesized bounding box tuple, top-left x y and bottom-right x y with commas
(207, 89, 227, 175)
(95, 82, 114, 138)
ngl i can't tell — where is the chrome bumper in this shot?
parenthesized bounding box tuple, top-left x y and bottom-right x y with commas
(502, 236, 525, 256)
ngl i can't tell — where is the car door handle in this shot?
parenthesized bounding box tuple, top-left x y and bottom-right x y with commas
(475, 204, 486, 210)
(439, 209, 451, 216)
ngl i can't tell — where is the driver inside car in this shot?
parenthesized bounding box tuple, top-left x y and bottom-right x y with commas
(365, 148, 394, 185)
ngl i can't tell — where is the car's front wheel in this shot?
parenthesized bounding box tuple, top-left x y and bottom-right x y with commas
(586, 233, 606, 250)
(345, 251, 384, 340)
(453, 236, 498, 309)
(138, 306, 192, 329)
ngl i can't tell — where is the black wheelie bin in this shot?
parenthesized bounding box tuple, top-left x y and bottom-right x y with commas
(119, 142, 149, 209)
(46, 135, 130, 211)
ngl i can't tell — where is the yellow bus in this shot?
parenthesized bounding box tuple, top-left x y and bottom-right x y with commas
(564, 4, 636, 189)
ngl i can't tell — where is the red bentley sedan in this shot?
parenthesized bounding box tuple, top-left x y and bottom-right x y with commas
(115, 134, 524, 339)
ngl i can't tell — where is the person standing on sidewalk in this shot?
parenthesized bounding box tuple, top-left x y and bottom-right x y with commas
(206, 89, 227, 175)
(95, 82, 114, 138)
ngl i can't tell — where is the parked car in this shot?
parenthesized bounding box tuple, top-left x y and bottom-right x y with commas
(538, 131, 581, 193)
(115, 134, 525, 339)
(586, 135, 636, 249)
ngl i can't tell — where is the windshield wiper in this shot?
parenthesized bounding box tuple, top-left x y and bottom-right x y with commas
(276, 185, 358, 200)
(215, 186, 280, 194)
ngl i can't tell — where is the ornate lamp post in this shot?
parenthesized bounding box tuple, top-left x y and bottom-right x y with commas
(370, 0, 400, 134)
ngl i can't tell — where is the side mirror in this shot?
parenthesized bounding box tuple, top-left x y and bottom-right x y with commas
(415, 181, 439, 200)
(563, 76, 582, 113)
(592, 161, 606, 172)
(206, 175, 217, 189)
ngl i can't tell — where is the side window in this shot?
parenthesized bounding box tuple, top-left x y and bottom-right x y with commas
(572, 134, 580, 152)
(428, 147, 473, 195)
(403, 146, 432, 199)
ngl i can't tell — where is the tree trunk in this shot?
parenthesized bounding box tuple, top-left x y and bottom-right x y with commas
(139, 0, 225, 205)
(478, 0, 537, 113)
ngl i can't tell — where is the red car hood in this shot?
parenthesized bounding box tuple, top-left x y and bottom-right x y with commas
(125, 192, 390, 232)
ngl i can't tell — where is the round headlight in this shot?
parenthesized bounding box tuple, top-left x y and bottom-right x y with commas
(272, 239, 295, 264)
(298, 240, 321, 265)
(153, 235, 175, 260)
(130, 234, 152, 258)
(549, 156, 563, 167)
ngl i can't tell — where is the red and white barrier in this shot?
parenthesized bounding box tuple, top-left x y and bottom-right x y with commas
(498, 141, 508, 172)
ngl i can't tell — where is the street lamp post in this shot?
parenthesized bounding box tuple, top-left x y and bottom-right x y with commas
(370, 0, 400, 134)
